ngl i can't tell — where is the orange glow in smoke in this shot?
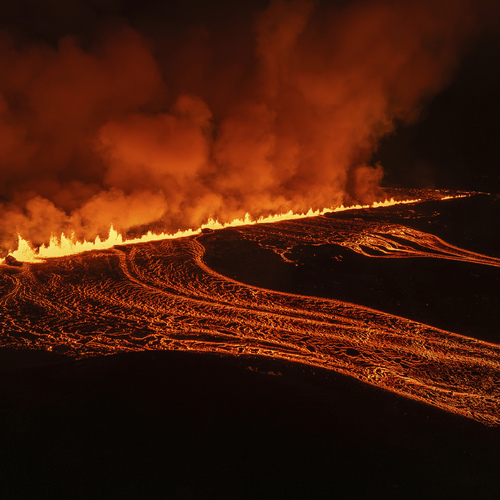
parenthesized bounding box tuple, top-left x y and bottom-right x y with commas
(1, 199, 499, 426)
(0, 0, 488, 264)
(1, 197, 422, 264)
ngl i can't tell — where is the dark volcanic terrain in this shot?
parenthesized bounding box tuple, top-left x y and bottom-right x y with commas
(1, 193, 499, 498)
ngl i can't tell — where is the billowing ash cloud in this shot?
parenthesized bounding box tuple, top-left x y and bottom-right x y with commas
(0, 0, 492, 253)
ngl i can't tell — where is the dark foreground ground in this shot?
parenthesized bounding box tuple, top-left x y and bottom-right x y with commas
(0, 348, 499, 500)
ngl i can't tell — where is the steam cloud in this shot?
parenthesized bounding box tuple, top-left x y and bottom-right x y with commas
(0, 0, 492, 254)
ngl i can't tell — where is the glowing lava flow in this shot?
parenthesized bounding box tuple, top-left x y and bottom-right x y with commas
(1, 192, 498, 425)
(1, 197, 421, 265)
(1, 214, 499, 425)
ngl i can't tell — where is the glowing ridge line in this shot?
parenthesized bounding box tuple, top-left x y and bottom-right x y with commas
(1, 197, 423, 264)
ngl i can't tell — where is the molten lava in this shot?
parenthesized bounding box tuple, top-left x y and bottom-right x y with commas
(0, 0, 491, 264)
(0, 194, 499, 426)
(1, 196, 423, 265)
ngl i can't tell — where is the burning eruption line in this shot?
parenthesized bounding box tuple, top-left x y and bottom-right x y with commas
(2, 197, 422, 265)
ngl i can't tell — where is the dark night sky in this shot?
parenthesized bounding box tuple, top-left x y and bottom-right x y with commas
(376, 29, 500, 192)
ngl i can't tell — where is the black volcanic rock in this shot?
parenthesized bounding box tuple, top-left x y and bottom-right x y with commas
(1, 194, 499, 499)
(113, 244, 132, 253)
(4, 255, 22, 267)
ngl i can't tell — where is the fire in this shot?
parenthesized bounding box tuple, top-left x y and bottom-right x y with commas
(2, 196, 498, 426)
(1, 196, 424, 265)
(0, 0, 492, 278)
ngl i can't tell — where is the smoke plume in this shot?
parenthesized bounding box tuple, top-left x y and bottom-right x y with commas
(0, 0, 491, 254)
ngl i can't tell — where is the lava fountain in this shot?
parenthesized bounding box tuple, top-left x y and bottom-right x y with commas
(1, 197, 424, 265)
(1, 193, 498, 425)
(0, 0, 498, 430)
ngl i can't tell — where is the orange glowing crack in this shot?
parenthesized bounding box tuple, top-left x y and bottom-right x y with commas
(0, 223, 499, 426)
(1, 196, 422, 265)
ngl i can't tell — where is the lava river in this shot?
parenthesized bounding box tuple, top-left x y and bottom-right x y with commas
(1, 199, 499, 426)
